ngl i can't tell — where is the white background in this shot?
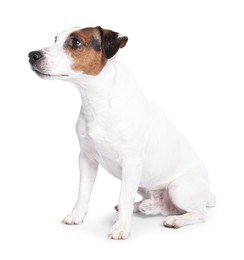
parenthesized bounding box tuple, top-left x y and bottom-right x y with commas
(0, 0, 243, 259)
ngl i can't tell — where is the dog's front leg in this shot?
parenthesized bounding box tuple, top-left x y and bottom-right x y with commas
(108, 162, 142, 240)
(62, 153, 98, 225)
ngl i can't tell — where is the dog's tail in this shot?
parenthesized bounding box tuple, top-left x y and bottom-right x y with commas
(206, 191, 216, 208)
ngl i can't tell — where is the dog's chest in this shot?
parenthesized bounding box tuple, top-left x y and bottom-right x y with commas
(77, 111, 127, 179)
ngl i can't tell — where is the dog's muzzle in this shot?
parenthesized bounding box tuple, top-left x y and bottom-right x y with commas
(28, 51, 43, 65)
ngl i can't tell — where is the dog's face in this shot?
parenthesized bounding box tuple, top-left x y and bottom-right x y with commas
(28, 26, 128, 80)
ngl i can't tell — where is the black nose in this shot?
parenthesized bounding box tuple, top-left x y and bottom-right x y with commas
(28, 51, 42, 65)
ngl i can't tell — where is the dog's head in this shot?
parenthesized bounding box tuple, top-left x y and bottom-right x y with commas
(28, 26, 128, 80)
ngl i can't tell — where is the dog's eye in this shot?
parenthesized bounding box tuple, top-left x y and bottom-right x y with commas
(54, 36, 57, 43)
(72, 38, 81, 48)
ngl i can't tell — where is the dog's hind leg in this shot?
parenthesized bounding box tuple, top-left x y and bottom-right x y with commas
(162, 173, 210, 228)
(138, 199, 161, 215)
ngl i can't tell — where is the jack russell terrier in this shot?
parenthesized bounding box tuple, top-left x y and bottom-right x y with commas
(28, 26, 215, 240)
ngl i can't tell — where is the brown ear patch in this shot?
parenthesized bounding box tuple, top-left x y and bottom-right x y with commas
(64, 27, 128, 75)
(97, 26, 128, 59)
(91, 38, 101, 52)
(64, 28, 106, 75)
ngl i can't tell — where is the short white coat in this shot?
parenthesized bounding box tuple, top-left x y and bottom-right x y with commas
(29, 27, 215, 240)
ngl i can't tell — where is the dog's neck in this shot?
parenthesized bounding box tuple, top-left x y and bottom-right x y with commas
(70, 56, 142, 120)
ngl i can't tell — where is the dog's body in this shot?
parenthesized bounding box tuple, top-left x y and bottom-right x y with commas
(29, 26, 215, 239)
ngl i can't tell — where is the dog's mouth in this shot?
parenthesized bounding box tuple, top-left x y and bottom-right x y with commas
(32, 68, 69, 78)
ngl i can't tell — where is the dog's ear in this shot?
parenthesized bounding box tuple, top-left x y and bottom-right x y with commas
(96, 26, 128, 59)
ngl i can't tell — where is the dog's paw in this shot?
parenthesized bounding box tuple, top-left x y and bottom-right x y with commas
(62, 210, 85, 225)
(139, 199, 154, 215)
(162, 216, 181, 229)
(108, 222, 131, 240)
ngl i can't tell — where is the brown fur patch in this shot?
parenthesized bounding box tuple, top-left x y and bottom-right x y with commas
(64, 28, 106, 75)
(98, 27, 128, 59)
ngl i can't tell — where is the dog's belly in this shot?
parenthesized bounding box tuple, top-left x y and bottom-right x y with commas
(98, 156, 122, 180)
(77, 103, 207, 190)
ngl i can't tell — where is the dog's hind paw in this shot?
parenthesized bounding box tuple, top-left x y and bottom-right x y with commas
(162, 216, 180, 229)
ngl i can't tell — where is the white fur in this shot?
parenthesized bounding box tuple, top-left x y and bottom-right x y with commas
(31, 28, 215, 240)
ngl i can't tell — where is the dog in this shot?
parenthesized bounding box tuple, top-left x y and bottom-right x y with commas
(28, 26, 215, 240)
